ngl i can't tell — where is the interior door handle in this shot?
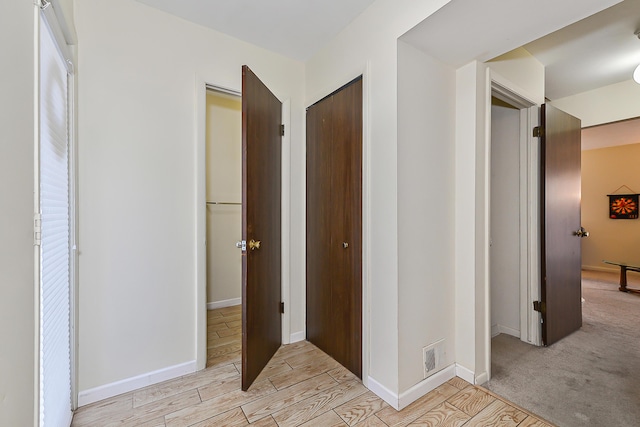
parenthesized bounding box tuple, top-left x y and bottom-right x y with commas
(249, 239, 261, 250)
(573, 227, 589, 238)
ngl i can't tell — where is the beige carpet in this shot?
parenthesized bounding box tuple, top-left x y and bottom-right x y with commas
(485, 270, 640, 427)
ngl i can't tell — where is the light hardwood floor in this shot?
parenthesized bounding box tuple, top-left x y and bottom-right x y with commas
(72, 306, 554, 426)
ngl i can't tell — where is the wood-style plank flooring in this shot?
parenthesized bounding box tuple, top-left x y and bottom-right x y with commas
(72, 306, 555, 426)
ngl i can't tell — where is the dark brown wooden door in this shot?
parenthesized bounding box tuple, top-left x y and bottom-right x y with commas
(241, 65, 282, 390)
(540, 103, 582, 346)
(307, 77, 362, 378)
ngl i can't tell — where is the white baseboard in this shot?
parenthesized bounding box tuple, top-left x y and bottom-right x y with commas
(498, 324, 520, 338)
(455, 363, 475, 384)
(367, 365, 456, 411)
(475, 370, 488, 386)
(77, 360, 197, 407)
(398, 365, 456, 409)
(491, 324, 499, 338)
(207, 298, 241, 310)
(367, 376, 400, 410)
(289, 331, 305, 343)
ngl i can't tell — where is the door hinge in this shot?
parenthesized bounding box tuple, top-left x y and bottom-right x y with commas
(280, 124, 285, 137)
(533, 300, 546, 314)
(533, 126, 544, 138)
(280, 302, 285, 314)
(34, 213, 42, 246)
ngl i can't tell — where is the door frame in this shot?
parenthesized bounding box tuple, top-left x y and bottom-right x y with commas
(194, 74, 291, 370)
(305, 63, 371, 387)
(483, 70, 541, 380)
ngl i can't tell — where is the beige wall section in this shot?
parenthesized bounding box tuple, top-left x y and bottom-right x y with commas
(0, 1, 36, 425)
(582, 143, 640, 270)
(487, 48, 545, 105)
(75, 0, 305, 394)
(206, 93, 242, 305)
(397, 41, 456, 393)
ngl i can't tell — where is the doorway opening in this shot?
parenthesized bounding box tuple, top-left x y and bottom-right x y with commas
(487, 76, 540, 381)
(204, 89, 243, 368)
(196, 72, 291, 388)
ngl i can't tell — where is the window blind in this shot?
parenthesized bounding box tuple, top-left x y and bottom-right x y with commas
(39, 14, 73, 427)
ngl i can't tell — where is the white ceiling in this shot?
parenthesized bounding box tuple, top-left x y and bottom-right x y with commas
(524, 0, 640, 100)
(133, 0, 639, 102)
(134, 0, 377, 61)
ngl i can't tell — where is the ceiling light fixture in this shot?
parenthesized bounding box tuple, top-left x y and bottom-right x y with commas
(635, 31, 640, 84)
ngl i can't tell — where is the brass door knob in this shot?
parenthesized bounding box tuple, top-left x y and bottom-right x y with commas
(343, 242, 349, 249)
(249, 239, 261, 250)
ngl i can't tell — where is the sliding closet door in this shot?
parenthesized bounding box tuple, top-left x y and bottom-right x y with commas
(330, 79, 362, 378)
(306, 77, 362, 378)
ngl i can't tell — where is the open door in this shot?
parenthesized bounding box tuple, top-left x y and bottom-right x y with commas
(241, 65, 282, 390)
(540, 103, 585, 345)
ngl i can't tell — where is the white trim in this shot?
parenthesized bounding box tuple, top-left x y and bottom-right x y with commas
(33, 8, 42, 426)
(207, 298, 241, 310)
(483, 68, 492, 383)
(361, 62, 372, 389)
(366, 376, 399, 410)
(495, 324, 520, 338)
(367, 365, 456, 411)
(455, 363, 475, 384)
(475, 371, 489, 386)
(398, 365, 456, 410)
(77, 361, 197, 407)
(518, 107, 529, 344)
(526, 105, 542, 347)
(289, 331, 305, 343)
(195, 75, 208, 371)
(281, 99, 291, 345)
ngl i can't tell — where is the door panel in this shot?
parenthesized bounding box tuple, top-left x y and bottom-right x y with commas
(330, 80, 363, 377)
(306, 77, 362, 378)
(540, 103, 582, 346)
(241, 65, 282, 390)
(306, 96, 334, 355)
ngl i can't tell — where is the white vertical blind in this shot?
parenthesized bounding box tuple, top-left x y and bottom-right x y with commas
(39, 13, 73, 427)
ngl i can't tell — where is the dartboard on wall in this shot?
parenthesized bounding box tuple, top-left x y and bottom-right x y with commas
(609, 194, 639, 219)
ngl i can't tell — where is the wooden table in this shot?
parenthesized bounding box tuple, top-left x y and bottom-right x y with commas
(603, 260, 640, 294)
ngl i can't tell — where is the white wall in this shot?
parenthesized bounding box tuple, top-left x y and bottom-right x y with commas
(490, 102, 521, 338)
(305, 0, 452, 400)
(454, 61, 484, 378)
(552, 80, 640, 127)
(206, 93, 242, 305)
(75, 0, 305, 397)
(0, 1, 36, 425)
(397, 41, 456, 393)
